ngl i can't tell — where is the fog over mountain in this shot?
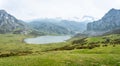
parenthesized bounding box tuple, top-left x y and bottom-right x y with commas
(0, 9, 94, 35)
(0, 0, 120, 21)
(28, 17, 94, 35)
(0, 0, 120, 36)
(0, 1, 120, 65)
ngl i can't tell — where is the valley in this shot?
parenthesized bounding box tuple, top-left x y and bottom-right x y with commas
(0, 34, 120, 66)
(0, 2, 120, 66)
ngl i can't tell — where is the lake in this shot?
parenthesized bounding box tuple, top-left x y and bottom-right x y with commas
(24, 36, 71, 44)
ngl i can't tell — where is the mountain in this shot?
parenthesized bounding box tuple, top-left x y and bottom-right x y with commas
(56, 20, 88, 33)
(0, 9, 92, 35)
(103, 28, 120, 35)
(29, 18, 90, 35)
(57, 16, 95, 33)
(29, 20, 73, 35)
(87, 8, 120, 35)
(0, 10, 30, 34)
(87, 8, 120, 31)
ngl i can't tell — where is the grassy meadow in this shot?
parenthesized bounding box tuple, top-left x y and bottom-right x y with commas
(0, 34, 120, 66)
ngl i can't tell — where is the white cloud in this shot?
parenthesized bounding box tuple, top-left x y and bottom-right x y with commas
(0, 0, 120, 21)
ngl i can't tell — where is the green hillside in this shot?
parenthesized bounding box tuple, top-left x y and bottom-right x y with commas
(0, 34, 120, 66)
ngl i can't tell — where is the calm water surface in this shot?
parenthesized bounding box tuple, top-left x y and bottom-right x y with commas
(24, 36, 71, 44)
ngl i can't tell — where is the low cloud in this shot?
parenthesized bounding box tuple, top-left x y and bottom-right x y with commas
(0, 0, 120, 21)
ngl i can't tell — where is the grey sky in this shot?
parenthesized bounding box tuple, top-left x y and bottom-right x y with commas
(0, 0, 120, 21)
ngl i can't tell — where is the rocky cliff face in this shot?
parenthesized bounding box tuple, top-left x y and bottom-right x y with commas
(0, 10, 29, 34)
(87, 8, 120, 32)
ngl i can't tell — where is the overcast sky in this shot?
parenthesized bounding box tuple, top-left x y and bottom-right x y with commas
(0, 0, 120, 21)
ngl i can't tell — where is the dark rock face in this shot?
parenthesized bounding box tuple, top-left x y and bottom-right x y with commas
(87, 8, 120, 32)
(0, 10, 28, 34)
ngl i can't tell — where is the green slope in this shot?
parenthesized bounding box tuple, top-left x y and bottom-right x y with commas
(0, 34, 120, 66)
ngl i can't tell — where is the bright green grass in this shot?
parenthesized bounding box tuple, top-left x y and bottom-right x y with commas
(0, 50, 120, 66)
(0, 34, 120, 66)
(86, 34, 120, 43)
(0, 34, 70, 52)
(86, 37, 105, 43)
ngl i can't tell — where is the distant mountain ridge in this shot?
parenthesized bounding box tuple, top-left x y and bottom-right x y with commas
(0, 9, 94, 35)
(29, 18, 90, 35)
(29, 21, 73, 35)
(56, 20, 88, 33)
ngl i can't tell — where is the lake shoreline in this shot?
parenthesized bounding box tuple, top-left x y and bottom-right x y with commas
(24, 35, 72, 44)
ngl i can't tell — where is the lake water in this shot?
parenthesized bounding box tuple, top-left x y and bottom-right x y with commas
(24, 36, 71, 44)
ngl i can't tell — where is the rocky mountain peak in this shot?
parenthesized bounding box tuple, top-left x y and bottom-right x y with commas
(0, 10, 29, 34)
(87, 8, 120, 35)
(0, 10, 7, 14)
(102, 8, 120, 20)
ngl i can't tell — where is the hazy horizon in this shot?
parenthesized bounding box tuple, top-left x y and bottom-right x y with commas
(0, 0, 120, 21)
